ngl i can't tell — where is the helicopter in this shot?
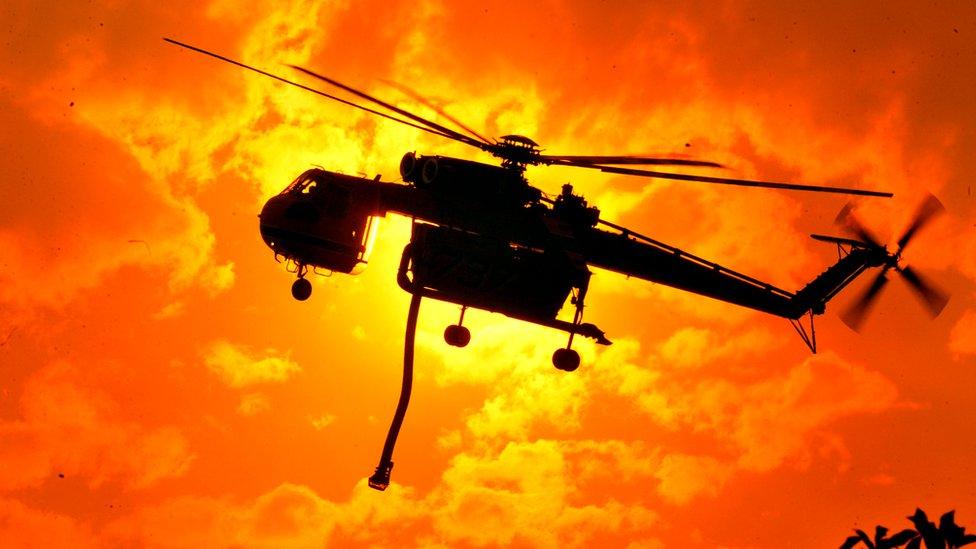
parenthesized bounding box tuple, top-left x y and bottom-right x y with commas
(164, 38, 950, 491)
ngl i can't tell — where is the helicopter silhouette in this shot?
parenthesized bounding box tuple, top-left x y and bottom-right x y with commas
(164, 38, 950, 491)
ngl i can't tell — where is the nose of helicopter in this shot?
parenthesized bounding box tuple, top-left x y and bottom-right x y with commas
(258, 194, 286, 252)
(259, 193, 316, 255)
(257, 188, 372, 275)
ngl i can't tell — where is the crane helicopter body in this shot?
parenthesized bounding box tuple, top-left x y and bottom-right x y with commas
(165, 39, 950, 490)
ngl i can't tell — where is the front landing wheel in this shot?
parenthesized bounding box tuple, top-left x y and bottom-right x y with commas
(291, 278, 312, 301)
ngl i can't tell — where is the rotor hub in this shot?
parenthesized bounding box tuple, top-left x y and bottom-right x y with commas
(884, 249, 901, 269)
(491, 134, 542, 171)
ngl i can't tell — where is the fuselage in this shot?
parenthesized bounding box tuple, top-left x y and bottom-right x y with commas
(258, 157, 887, 329)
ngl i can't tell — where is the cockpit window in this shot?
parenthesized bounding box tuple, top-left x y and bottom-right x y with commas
(280, 169, 329, 195)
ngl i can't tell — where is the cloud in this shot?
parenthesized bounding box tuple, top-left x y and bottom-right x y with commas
(238, 393, 271, 416)
(0, 93, 234, 311)
(419, 320, 589, 441)
(0, 363, 192, 492)
(423, 321, 891, 504)
(103, 484, 338, 548)
(204, 341, 301, 388)
(949, 309, 976, 359)
(430, 440, 658, 548)
(590, 338, 899, 483)
(563, 439, 659, 484)
(677, 352, 900, 472)
(100, 460, 658, 548)
(309, 414, 335, 430)
(654, 453, 733, 505)
(658, 326, 779, 369)
(0, 499, 99, 549)
(152, 301, 186, 320)
(247, 484, 338, 547)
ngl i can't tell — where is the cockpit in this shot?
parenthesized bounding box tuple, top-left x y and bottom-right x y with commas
(260, 168, 380, 276)
(280, 168, 328, 195)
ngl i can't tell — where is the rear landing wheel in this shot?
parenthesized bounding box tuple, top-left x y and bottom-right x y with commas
(444, 325, 471, 347)
(552, 348, 580, 372)
(291, 278, 312, 301)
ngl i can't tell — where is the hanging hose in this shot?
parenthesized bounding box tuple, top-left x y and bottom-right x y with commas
(368, 291, 422, 491)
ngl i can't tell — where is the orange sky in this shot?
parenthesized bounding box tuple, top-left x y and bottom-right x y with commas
(1, 1, 975, 547)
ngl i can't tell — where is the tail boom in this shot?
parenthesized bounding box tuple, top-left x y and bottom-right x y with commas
(790, 248, 880, 317)
(581, 226, 882, 321)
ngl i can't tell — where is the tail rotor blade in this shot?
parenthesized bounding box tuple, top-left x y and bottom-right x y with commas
(835, 203, 885, 250)
(899, 266, 950, 317)
(897, 193, 945, 250)
(841, 271, 890, 331)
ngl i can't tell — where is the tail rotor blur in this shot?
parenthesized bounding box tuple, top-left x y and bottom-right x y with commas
(836, 193, 950, 331)
(840, 270, 890, 331)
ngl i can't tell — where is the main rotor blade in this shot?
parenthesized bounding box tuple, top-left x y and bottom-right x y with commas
(834, 203, 885, 250)
(841, 271, 890, 331)
(381, 79, 493, 145)
(162, 38, 455, 141)
(590, 165, 893, 197)
(897, 193, 945, 250)
(545, 155, 723, 168)
(899, 265, 950, 317)
(289, 65, 486, 150)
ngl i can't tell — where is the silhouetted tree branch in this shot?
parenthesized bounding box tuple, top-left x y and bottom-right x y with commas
(840, 508, 976, 549)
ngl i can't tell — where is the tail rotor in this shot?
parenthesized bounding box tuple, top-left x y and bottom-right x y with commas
(836, 193, 950, 331)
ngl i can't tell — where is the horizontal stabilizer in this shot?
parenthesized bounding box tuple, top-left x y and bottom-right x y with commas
(810, 233, 871, 248)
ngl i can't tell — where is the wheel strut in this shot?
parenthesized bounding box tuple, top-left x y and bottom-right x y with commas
(553, 286, 585, 372)
(291, 263, 312, 301)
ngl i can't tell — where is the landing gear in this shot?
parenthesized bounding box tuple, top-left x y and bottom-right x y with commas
(444, 306, 471, 347)
(291, 264, 312, 301)
(291, 278, 312, 300)
(553, 278, 589, 373)
(444, 325, 470, 347)
(552, 348, 580, 371)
